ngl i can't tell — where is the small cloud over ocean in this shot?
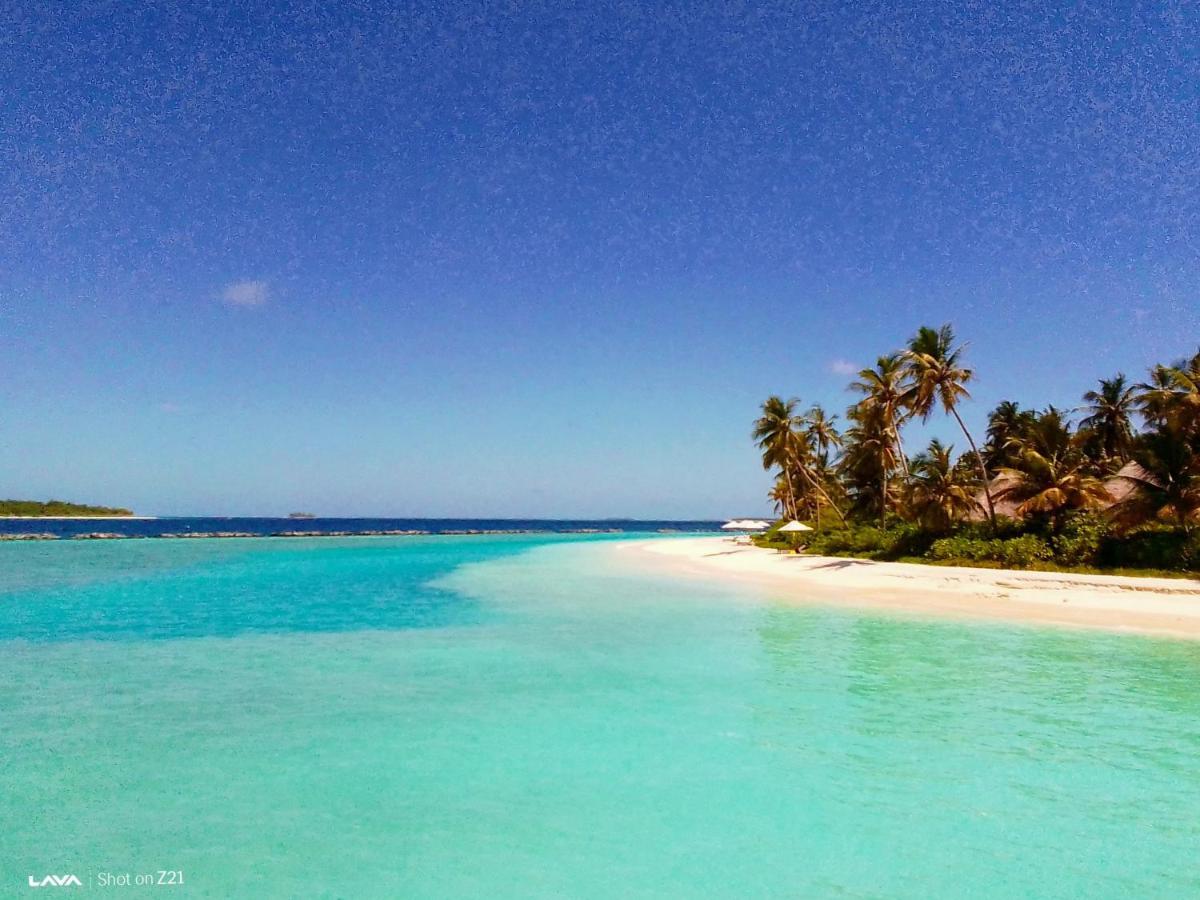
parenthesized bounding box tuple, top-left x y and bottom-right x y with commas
(828, 359, 858, 376)
(221, 279, 269, 307)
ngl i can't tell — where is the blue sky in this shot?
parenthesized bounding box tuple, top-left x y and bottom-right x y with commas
(2, 1, 1198, 517)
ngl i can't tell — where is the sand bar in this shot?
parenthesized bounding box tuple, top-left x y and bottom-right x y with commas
(619, 536, 1200, 639)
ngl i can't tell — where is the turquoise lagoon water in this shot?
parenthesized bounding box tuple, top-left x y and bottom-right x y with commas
(3, 534, 1200, 898)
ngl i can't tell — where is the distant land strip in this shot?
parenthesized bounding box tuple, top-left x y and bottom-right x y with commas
(0, 500, 134, 517)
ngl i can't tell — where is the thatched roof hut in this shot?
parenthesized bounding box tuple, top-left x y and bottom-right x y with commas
(967, 461, 1148, 523)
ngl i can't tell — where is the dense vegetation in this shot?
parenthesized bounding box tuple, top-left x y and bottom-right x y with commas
(753, 325, 1200, 573)
(0, 499, 133, 517)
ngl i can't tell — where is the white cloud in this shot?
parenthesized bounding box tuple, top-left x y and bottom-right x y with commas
(221, 279, 269, 307)
(828, 359, 858, 376)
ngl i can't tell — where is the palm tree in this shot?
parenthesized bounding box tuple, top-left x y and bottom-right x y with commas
(768, 477, 792, 518)
(983, 401, 1036, 470)
(1136, 350, 1200, 435)
(1137, 364, 1177, 428)
(902, 324, 996, 527)
(992, 408, 1111, 527)
(804, 405, 842, 464)
(1080, 374, 1137, 466)
(803, 405, 843, 528)
(1111, 426, 1200, 533)
(791, 446, 848, 527)
(849, 354, 911, 476)
(905, 439, 981, 532)
(753, 396, 804, 519)
(753, 397, 847, 524)
(840, 402, 899, 525)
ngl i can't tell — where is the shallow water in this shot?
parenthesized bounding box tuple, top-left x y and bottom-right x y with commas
(2, 536, 1199, 897)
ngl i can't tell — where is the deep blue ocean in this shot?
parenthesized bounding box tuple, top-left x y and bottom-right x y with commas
(0, 516, 723, 539)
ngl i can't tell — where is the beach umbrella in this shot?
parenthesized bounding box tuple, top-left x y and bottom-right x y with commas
(777, 520, 812, 552)
(722, 519, 772, 532)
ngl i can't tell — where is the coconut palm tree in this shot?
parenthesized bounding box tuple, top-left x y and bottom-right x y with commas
(849, 354, 911, 476)
(768, 477, 792, 518)
(1111, 425, 1200, 533)
(753, 396, 804, 519)
(902, 324, 996, 527)
(1079, 374, 1137, 466)
(840, 402, 900, 525)
(1136, 350, 1200, 435)
(983, 401, 1036, 470)
(804, 405, 843, 466)
(791, 446, 848, 527)
(803, 405, 843, 528)
(905, 439, 981, 533)
(992, 408, 1111, 527)
(1137, 364, 1177, 428)
(754, 397, 846, 524)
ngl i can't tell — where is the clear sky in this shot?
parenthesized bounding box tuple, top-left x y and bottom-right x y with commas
(2, 2, 1197, 517)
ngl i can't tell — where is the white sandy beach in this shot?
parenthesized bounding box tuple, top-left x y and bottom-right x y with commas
(620, 536, 1200, 639)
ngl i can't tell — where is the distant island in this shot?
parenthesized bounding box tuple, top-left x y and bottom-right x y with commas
(287, 512, 317, 519)
(0, 499, 134, 517)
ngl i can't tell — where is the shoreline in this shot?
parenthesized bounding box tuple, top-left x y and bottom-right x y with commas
(617, 536, 1200, 640)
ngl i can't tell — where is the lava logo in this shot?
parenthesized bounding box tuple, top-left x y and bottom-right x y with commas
(27, 875, 82, 888)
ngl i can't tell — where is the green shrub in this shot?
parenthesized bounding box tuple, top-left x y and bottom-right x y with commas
(959, 518, 1026, 540)
(808, 526, 882, 556)
(1051, 513, 1109, 567)
(928, 534, 1052, 568)
(1184, 532, 1200, 570)
(1098, 528, 1193, 571)
(843, 526, 889, 554)
(886, 521, 937, 558)
(929, 535, 987, 561)
(994, 534, 1053, 568)
(804, 522, 935, 560)
(777, 513, 1199, 574)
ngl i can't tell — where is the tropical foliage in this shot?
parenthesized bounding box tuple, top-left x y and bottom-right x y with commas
(992, 408, 1111, 526)
(0, 499, 133, 517)
(983, 401, 1036, 471)
(904, 439, 979, 533)
(1111, 428, 1200, 533)
(1079, 374, 1136, 469)
(752, 396, 845, 525)
(752, 326, 1200, 571)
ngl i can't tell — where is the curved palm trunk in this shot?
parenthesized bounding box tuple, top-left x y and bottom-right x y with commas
(950, 406, 997, 528)
(879, 461, 889, 526)
(818, 483, 847, 527)
(813, 460, 824, 529)
(892, 416, 909, 477)
(820, 480, 849, 528)
(782, 468, 798, 521)
(799, 468, 847, 527)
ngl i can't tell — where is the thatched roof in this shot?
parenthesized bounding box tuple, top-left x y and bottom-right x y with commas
(1103, 461, 1148, 505)
(967, 461, 1148, 522)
